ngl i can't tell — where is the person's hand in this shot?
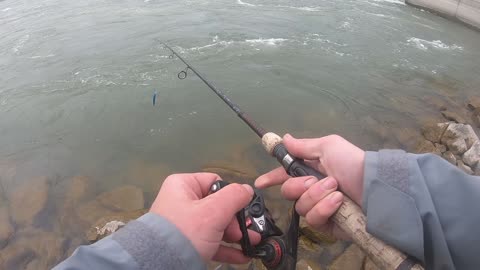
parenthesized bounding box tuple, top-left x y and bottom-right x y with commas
(150, 173, 261, 264)
(255, 134, 365, 237)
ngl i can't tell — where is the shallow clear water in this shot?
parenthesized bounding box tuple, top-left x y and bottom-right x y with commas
(0, 0, 479, 268)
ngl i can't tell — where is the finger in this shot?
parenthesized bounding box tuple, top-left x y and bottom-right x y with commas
(283, 134, 328, 160)
(280, 176, 318, 201)
(296, 177, 338, 216)
(191, 172, 223, 198)
(212, 245, 251, 264)
(305, 191, 343, 228)
(304, 159, 327, 176)
(223, 218, 261, 245)
(205, 183, 254, 228)
(255, 166, 289, 188)
(166, 173, 222, 200)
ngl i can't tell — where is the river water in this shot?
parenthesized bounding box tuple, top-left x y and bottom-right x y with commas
(1, 0, 479, 268)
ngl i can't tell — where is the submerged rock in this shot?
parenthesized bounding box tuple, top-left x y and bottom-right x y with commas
(0, 206, 13, 249)
(0, 229, 66, 270)
(0, 243, 36, 269)
(421, 122, 449, 143)
(423, 95, 448, 111)
(65, 175, 90, 204)
(467, 96, 480, 111)
(96, 185, 144, 212)
(86, 209, 147, 242)
(457, 160, 474, 175)
(9, 177, 48, 226)
(441, 110, 466, 124)
(77, 185, 144, 225)
(414, 139, 436, 154)
(296, 259, 323, 270)
(328, 244, 365, 270)
(472, 109, 480, 128)
(463, 141, 480, 168)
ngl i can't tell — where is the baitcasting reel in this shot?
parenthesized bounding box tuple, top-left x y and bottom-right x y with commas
(210, 180, 299, 270)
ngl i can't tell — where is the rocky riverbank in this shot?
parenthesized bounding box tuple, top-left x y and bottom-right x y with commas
(414, 96, 480, 175)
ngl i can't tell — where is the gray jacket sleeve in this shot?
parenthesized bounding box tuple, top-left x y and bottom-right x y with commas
(54, 213, 206, 270)
(363, 150, 480, 270)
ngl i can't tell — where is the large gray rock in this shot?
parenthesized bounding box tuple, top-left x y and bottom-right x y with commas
(463, 141, 480, 167)
(441, 123, 478, 155)
(441, 110, 466, 124)
(421, 122, 449, 143)
(442, 151, 457, 165)
(457, 160, 474, 175)
(10, 177, 49, 226)
(435, 143, 447, 153)
(86, 209, 147, 243)
(473, 163, 480, 176)
(0, 206, 13, 249)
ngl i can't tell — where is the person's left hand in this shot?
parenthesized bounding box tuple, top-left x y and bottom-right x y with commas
(150, 173, 261, 264)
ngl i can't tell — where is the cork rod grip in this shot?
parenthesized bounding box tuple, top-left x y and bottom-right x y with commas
(261, 132, 424, 270)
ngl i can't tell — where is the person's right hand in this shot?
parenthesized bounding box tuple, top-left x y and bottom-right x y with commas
(255, 134, 365, 237)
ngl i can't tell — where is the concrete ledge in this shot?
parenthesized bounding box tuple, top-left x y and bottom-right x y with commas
(406, 0, 480, 30)
(457, 0, 480, 29)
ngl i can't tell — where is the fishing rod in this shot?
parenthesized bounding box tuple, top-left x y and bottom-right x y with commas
(162, 43, 424, 270)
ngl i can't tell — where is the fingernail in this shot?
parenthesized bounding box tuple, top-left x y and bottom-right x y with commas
(330, 192, 343, 204)
(321, 177, 336, 190)
(242, 184, 254, 196)
(304, 177, 317, 188)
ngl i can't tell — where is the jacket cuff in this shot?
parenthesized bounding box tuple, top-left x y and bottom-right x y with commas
(362, 150, 424, 261)
(113, 212, 206, 270)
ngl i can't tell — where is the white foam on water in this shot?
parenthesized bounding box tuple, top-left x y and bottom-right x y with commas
(340, 21, 351, 29)
(407, 37, 463, 51)
(245, 38, 288, 46)
(371, 0, 405, 5)
(2, 8, 11, 12)
(237, 0, 256, 7)
(30, 54, 56, 59)
(188, 40, 235, 51)
(12, 35, 30, 53)
(277, 5, 322, 11)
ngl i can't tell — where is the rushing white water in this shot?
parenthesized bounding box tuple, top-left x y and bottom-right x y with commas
(407, 37, 463, 51)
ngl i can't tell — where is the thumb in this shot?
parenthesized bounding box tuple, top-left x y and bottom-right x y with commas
(283, 134, 325, 160)
(206, 183, 254, 226)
